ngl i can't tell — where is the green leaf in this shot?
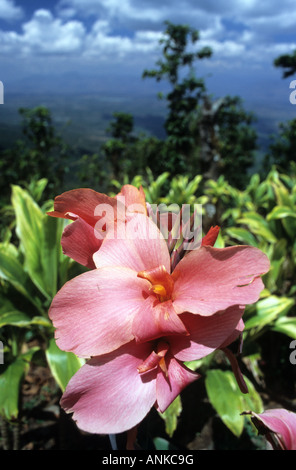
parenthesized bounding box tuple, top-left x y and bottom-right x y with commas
(0, 309, 32, 328)
(0, 300, 51, 328)
(225, 227, 258, 246)
(237, 212, 277, 243)
(213, 230, 225, 248)
(11, 185, 66, 299)
(267, 206, 296, 221)
(11, 185, 49, 298)
(45, 338, 84, 392)
(0, 348, 39, 420)
(0, 245, 41, 311)
(39, 212, 65, 297)
(205, 369, 263, 437)
(158, 395, 182, 437)
(244, 296, 295, 332)
(267, 205, 296, 239)
(272, 317, 296, 339)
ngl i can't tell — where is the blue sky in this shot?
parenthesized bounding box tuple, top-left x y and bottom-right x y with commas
(0, 0, 296, 123)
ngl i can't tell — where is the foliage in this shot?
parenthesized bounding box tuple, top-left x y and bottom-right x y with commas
(212, 96, 257, 188)
(0, 182, 84, 430)
(142, 21, 212, 176)
(274, 49, 296, 78)
(263, 119, 296, 174)
(0, 162, 296, 448)
(1, 19, 296, 450)
(111, 164, 296, 440)
(205, 369, 263, 438)
(0, 107, 69, 205)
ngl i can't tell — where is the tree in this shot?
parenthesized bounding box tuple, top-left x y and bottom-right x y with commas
(142, 21, 212, 175)
(0, 106, 69, 202)
(263, 119, 296, 173)
(274, 50, 296, 78)
(102, 112, 138, 179)
(214, 96, 257, 188)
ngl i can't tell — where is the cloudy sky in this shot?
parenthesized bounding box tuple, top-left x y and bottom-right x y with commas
(1, 0, 296, 119)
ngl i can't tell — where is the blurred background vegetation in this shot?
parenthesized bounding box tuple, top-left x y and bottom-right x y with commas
(0, 22, 295, 450)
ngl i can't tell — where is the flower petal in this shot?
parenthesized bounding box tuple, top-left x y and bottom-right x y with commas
(61, 341, 157, 434)
(172, 245, 270, 316)
(115, 184, 147, 215)
(169, 305, 245, 361)
(93, 213, 171, 273)
(243, 409, 296, 450)
(202, 225, 220, 246)
(156, 355, 200, 413)
(132, 297, 188, 343)
(49, 266, 148, 357)
(61, 218, 103, 269)
(48, 188, 119, 226)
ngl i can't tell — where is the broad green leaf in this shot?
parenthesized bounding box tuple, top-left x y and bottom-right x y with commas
(267, 205, 296, 239)
(238, 212, 277, 243)
(272, 317, 296, 339)
(40, 213, 65, 297)
(11, 185, 66, 299)
(0, 299, 51, 328)
(158, 395, 182, 437)
(205, 369, 263, 437)
(244, 296, 295, 331)
(0, 309, 32, 328)
(11, 185, 49, 298)
(225, 227, 258, 246)
(45, 338, 85, 392)
(0, 348, 39, 420)
(267, 206, 296, 221)
(0, 246, 42, 311)
(272, 181, 293, 207)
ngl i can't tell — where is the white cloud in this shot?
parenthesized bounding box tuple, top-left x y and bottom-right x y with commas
(0, 0, 23, 20)
(1, 1, 296, 70)
(0, 8, 163, 60)
(84, 20, 162, 59)
(0, 9, 86, 55)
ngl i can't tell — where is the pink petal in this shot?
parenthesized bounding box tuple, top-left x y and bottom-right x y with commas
(246, 409, 296, 450)
(172, 245, 270, 316)
(156, 354, 200, 413)
(48, 188, 119, 227)
(61, 218, 103, 269)
(49, 266, 148, 357)
(132, 297, 188, 343)
(93, 213, 171, 273)
(219, 318, 245, 348)
(61, 341, 157, 434)
(115, 184, 147, 215)
(169, 306, 245, 361)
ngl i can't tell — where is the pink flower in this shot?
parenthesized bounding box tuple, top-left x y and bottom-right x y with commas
(243, 409, 296, 450)
(47, 185, 147, 269)
(59, 307, 244, 434)
(49, 213, 270, 358)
